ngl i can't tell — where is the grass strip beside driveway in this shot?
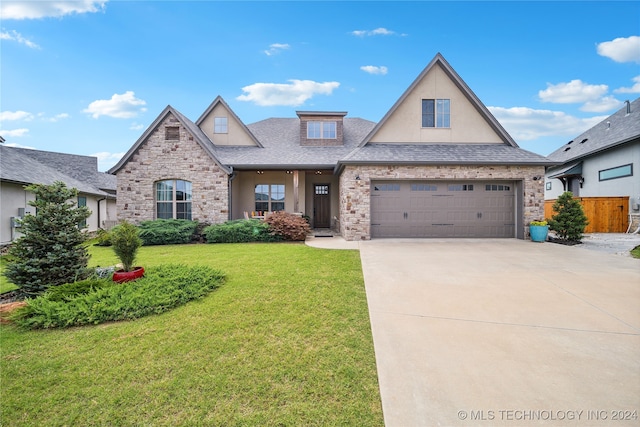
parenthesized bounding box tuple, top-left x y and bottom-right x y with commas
(1, 243, 383, 426)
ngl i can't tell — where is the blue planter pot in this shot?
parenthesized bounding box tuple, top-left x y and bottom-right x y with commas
(530, 225, 549, 242)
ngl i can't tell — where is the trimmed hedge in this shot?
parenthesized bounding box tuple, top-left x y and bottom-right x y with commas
(138, 219, 199, 245)
(11, 265, 225, 329)
(204, 219, 280, 243)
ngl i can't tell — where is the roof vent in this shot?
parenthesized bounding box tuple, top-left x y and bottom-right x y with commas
(567, 140, 573, 145)
(564, 147, 571, 152)
(580, 138, 588, 144)
(607, 121, 611, 129)
(625, 100, 631, 115)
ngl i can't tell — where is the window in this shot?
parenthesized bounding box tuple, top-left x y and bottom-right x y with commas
(422, 99, 450, 128)
(411, 184, 437, 191)
(307, 121, 336, 139)
(599, 164, 632, 181)
(448, 184, 474, 191)
(485, 184, 510, 191)
(156, 180, 192, 220)
(78, 196, 87, 228)
(165, 126, 180, 140)
(255, 184, 285, 212)
(214, 117, 228, 134)
(373, 184, 400, 191)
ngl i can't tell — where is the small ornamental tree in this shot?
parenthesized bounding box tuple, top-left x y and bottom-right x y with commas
(110, 220, 142, 272)
(4, 181, 92, 297)
(548, 191, 589, 242)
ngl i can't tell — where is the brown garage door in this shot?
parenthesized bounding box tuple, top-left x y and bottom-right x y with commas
(371, 181, 515, 238)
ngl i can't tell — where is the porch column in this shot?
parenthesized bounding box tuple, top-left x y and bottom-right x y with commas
(293, 170, 299, 212)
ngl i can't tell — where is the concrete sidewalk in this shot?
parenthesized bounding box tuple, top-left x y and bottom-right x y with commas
(359, 239, 640, 427)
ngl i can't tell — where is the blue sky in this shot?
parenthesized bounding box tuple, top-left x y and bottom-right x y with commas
(1, 1, 639, 171)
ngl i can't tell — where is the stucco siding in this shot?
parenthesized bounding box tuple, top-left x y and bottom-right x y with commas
(115, 113, 229, 224)
(199, 103, 257, 146)
(369, 63, 504, 144)
(339, 164, 545, 241)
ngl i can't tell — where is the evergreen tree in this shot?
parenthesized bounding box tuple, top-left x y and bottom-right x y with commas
(548, 191, 589, 242)
(4, 181, 92, 296)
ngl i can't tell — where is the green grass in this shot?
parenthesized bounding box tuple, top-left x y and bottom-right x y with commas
(632, 245, 640, 259)
(0, 243, 383, 426)
(0, 256, 18, 294)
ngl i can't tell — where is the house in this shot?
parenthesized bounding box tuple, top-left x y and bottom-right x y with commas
(544, 97, 640, 233)
(109, 53, 552, 241)
(0, 145, 117, 245)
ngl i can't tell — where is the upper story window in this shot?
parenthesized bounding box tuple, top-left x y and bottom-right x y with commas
(307, 121, 336, 139)
(214, 117, 228, 134)
(156, 179, 192, 220)
(422, 99, 450, 128)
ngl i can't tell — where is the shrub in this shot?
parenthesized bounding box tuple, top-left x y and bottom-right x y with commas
(11, 265, 225, 329)
(204, 219, 279, 243)
(110, 221, 142, 272)
(3, 181, 91, 297)
(94, 228, 112, 246)
(138, 219, 199, 245)
(548, 191, 589, 242)
(265, 211, 312, 241)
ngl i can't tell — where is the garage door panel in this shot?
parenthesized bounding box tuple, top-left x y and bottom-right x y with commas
(371, 180, 515, 238)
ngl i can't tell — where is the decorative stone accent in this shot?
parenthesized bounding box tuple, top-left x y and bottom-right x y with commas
(339, 164, 546, 241)
(115, 113, 229, 225)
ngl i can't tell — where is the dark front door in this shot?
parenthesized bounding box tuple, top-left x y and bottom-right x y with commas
(314, 184, 330, 228)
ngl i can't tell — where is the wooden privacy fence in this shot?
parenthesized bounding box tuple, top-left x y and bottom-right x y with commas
(544, 196, 629, 233)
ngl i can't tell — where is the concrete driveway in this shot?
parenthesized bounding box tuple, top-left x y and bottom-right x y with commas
(359, 239, 640, 427)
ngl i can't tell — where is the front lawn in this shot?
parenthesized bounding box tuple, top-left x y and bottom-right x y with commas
(0, 243, 383, 426)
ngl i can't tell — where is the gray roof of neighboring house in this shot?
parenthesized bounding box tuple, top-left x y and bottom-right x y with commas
(547, 97, 640, 164)
(0, 145, 115, 197)
(340, 143, 552, 165)
(212, 117, 376, 169)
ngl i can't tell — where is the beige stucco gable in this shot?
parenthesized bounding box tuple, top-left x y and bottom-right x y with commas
(197, 97, 260, 146)
(366, 54, 513, 145)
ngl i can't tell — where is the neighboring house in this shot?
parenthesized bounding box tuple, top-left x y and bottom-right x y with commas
(545, 98, 640, 232)
(0, 145, 117, 245)
(109, 53, 552, 241)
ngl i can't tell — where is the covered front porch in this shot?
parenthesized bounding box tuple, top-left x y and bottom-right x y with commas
(229, 169, 340, 230)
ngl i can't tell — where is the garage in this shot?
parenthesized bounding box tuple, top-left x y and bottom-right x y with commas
(371, 180, 515, 238)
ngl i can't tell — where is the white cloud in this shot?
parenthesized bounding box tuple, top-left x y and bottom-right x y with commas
(0, 110, 34, 121)
(130, 122, 144, 131)
(264, 43, 290, 56)
(580, 96, 622, 113)
(0, 0, 107, 20)
(0, 29, 40, 48)
(236, 80, 340, 107)
(489, 106, 606, 141)
(351, 27, 406, 37)
(48, 113, 70, 122)
(597, 36, 640, 63)
(3, 142, 36, 149)
(91, 151, 125, 171)
(83, 91, 147, 119)
(614, 75, 640, 94)
(1, 128, 30, 138)
(539, 80, 609, 104)
(360, 65, 388, 75)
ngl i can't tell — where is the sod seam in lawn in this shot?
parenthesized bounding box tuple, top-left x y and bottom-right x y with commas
(0, 243, 383, 426)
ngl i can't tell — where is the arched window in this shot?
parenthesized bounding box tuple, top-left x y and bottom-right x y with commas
(156, 180, 192, 220)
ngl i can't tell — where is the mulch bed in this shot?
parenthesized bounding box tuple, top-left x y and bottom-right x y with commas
(548, 237, 582, 246)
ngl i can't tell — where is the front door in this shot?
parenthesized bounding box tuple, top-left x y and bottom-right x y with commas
(313, 184, 330, 228)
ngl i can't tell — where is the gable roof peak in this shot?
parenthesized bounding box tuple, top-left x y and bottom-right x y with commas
(359, 53, 518, 147)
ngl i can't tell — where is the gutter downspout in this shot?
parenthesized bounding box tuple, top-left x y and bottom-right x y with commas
(97, 198, 106, 229)
(228, 166, 236, 221)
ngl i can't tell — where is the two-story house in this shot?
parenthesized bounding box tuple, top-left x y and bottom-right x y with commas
(109, 53, 552, 240)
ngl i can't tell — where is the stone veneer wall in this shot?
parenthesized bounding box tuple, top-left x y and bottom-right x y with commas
(339, 164, 546, 241)
(115, 113, 229, 224)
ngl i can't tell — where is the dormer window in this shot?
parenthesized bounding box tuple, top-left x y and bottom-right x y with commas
(307, 121, 336, 139)
(422, 99, 450, 128)
(214, 117, 228, 134)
